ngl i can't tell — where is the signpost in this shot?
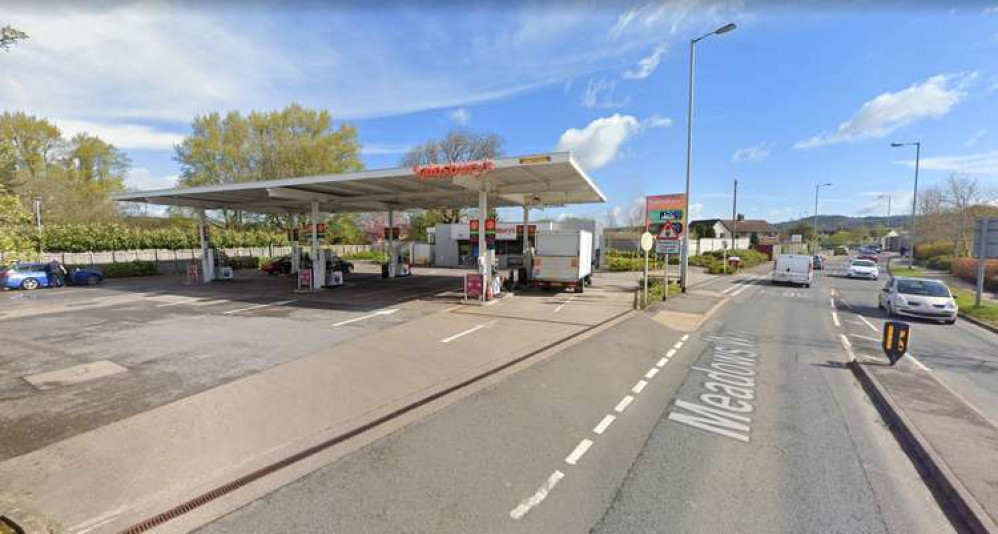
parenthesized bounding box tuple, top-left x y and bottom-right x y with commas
(640, 231, 654, 308)
(882, 320, 910, 366)
(972, 218, 998, 307)
(646, 194, 687, 291)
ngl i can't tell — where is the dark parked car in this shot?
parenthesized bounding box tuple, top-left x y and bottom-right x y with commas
(261, 255, 353, 275)
(811, 255, 824, 270)
(1, 262, 103, 290)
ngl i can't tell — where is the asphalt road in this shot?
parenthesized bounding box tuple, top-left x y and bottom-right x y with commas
(197, 267, 957, 534)
(825, 258, 998, 424)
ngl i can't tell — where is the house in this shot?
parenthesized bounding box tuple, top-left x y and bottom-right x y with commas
(689, 219, 778, 244)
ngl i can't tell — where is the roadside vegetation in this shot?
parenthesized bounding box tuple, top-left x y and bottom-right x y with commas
(690, 249, 769, 274)
(952, 288, 998, 328)
(638, 275, 681, 308)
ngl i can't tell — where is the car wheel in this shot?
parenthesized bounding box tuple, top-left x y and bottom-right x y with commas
(945, 318, 956, 325)
(21, 277, 39, 290)
(85, 275, 100, 285)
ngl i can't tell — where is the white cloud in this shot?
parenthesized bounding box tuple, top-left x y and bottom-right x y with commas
(623, 44, 668, 80)
(643, 114, 673, 128)
(556, 212, 579, 221)
(360, 144, 412, 156)
(897, 150, 998, 176)
(448, 107, 470, 126)
(689, 202, 704, 220)
(556, 114, 641, 170)
(56, 119, 184, 150)
(965, 129, 987, 147)
(731, 142, 773, 163)
(794, 73, 975, 149)
(125, 168, 178, 191)
(984, 5, 998, 15)
(581, 78, 629, 108)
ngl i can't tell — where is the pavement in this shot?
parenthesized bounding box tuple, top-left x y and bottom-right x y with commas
(194, 264, 955, 534)
(0, 268, 634, 534)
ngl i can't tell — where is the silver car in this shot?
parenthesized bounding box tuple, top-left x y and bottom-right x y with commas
(878, 276, 958, 324)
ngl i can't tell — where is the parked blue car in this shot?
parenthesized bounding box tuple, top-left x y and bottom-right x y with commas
(0, 262, 103, 290)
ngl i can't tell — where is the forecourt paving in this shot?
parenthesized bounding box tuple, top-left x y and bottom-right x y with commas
(197, 265, 953, 534)
(0, 275, 631, 534)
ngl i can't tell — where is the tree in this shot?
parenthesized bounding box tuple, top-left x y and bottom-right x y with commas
(401, 129, 503, 224)
(785, 221, 813, 241)
(0, 112, 127, 223)
(325, 213, 365, 244)
(175, 103, 363, 228)
(0, 190, 34, 260)
(1, 25, 28, 51)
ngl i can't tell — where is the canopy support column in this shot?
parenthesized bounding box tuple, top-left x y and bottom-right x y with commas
(388, 209, 396, 278)
(522, 200, 531, 282)
(311, 200, 320, 290)
(479, 187, 489, 301)
(198, 209, 214, 282)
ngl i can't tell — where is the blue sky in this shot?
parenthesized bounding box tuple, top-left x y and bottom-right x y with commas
(4, 1, 998, 225)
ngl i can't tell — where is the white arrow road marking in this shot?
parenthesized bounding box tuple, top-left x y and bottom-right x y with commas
(553, 295, 575, 313)
(333, 308, 399, 327)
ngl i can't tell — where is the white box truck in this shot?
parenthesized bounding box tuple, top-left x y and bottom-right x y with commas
(772, 254, 813, 287)
(532, 230, 593, 292)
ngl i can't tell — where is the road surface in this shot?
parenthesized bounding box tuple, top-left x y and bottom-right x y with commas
(197, 266, 961, 534)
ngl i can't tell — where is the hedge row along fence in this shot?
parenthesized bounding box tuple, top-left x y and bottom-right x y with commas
(23, 223, 289, 252)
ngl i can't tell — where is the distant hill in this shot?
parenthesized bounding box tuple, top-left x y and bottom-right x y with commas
(773, 215, 909, 233)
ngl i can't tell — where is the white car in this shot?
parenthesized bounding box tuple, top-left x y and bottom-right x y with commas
(846, 259, 879, 280)
(878, 276, 957, 324)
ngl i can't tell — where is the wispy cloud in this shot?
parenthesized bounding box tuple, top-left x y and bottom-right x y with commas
(897, 150, 998, 176)
(360, 144, 413, 156)
(57, 119, 184, 150)
(984, 5, 998, 15)
(556, 114, 641, 170)
(581, 78, 629, 108)
(125, 168, 178, 191)
(794, 73, 975, 149)
(448, 107, 470, 126)
(965, 129, 987, 147)
(731, 142, 773, 163)
(623, 44, 668, 80)
(643, 114, 673, 128)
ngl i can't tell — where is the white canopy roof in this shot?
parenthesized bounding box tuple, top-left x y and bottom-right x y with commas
(114, 152, 605, 214)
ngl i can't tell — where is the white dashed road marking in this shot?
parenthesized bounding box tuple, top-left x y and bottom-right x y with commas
(333, 308, 399, 327)
(553, 296, 575, 313)
(614, 395, 635, 413)
(831, 311, 841, 327)
(657, 357, 669, 367)
(593, 415, 616, 435)
(440, 323, 489, 343)
(509, 470, 564, 520)
(645, 368, 659, 379)
(564, 439, 593, 465)
(632, 380, 648, 394)
(666, 348, 676, 357)
(223, 299, 297, 315)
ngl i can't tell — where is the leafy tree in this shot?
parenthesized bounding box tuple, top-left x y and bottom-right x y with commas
(407, 210, 444, 242)
(1, 25, 28, 51)
(175, 103, 363, 228)
(0, 190, 34, 260)
(325, 213, 365, 244)
(401, 129, 503, 223)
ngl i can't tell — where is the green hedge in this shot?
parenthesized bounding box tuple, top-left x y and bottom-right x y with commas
(39, 223, 288, 252)
(342, 250, 387, 263)
(603, 250, 678, 272)
(92, 260, 159, 278)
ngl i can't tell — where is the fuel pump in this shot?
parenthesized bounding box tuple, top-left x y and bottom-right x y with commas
(382, 242, 412, 278)
(211, 248, 235, 280)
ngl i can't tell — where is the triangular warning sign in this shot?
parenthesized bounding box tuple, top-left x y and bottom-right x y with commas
(657, 221, 677, 239)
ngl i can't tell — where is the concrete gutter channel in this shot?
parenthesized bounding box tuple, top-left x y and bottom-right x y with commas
(850, 359, 998, 534)
(0, 289, 634, 534)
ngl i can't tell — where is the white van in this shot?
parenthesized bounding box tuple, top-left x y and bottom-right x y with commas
(772, 254, 813, 287)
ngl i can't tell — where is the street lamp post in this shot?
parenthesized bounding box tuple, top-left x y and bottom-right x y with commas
(891, 142, 921, 267)
(680, 22, 737, 293)
(813, 183, 831, 251)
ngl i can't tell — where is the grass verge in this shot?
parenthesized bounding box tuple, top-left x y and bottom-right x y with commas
(952, 288, 998, 328)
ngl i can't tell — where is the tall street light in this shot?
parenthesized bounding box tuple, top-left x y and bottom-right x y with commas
(891, 141, 921, 267)
(878, 193, 892, 220)
(680, 21, 737, 293)
(813, 183, 832, 250)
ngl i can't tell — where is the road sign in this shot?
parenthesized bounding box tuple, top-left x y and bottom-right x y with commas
(656, 240, 680, 254)
(882, 321, 910, 365)
(657, 221, 682, 240)
(645, 194, 687, 239)
(640, 232, 654, 252)
(973, 218, 998, 259)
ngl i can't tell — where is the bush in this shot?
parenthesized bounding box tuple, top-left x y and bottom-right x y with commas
(342, 250, 387, 262)
(925, 255, 953, 272)
(226, 256, 260, 270)
(38, 223, 289, 252)
(952, 258, 998, 290)
(915, 241, 951, 260)
(97, 260, 159, 278)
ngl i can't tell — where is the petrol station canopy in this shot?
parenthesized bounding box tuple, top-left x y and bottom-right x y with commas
(114, 152, 605, 214)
